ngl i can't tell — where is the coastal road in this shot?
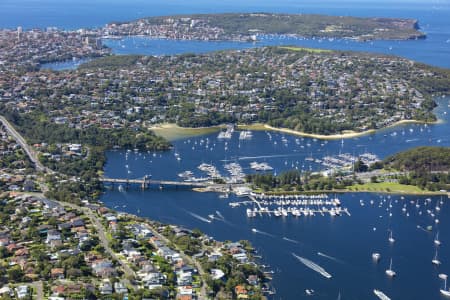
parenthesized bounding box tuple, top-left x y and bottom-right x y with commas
(0, 115, 51, 173)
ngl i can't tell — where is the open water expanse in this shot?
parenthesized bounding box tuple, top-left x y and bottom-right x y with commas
(4, 0, 450, 298)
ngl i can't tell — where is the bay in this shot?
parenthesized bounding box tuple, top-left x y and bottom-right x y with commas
(102, 98, 450, 299)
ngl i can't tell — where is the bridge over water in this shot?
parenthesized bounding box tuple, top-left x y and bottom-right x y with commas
(100, 176, 209, 189)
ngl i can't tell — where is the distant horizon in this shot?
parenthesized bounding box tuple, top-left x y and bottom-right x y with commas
(2, 0, 448, 30)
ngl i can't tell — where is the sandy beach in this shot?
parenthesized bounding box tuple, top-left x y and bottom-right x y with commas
(149, 118, 440, 141)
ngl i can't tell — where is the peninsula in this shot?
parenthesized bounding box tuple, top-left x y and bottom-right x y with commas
(3, 45, 449, 138)
(104, 13, 426, 41)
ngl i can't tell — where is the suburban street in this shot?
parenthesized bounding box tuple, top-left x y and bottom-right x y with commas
(0, 115, 49, 173)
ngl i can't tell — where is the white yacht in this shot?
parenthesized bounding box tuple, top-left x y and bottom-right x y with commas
(372, 252, 381, 262)
(373, 289, 391, 300)
(385, 258, 396, 277)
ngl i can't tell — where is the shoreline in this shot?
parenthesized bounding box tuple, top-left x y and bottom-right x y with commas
(237, 123, 376, 140)
(191, 186, 447, 196)
(147, 118, 439, 141)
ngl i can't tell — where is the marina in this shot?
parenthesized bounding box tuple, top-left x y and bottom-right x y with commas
(231, 194, 350, 218)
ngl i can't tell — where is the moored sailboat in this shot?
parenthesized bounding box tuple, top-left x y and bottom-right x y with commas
(432, 249, 442, 265)
(439, 274, 450, 297)
(388, 230, 395, 243)
(385, 258, 396, 277)
(435, 231, 441, 246)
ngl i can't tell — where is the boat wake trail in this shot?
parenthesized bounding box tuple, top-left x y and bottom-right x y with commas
(416, 225, 428, 233)
(187, 211, 211, 223)
(317, 252, 345, 264)
(406, 138, 420, 143)
(252, 228, 275, 237)
(238, 154, 299, 161)
(215, 211, 225, 220)
(282, 237, 300, 244)
(221, 153, 299, 162)
(292, 253, 332, 279)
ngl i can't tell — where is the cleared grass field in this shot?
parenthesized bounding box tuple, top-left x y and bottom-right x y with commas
(280, 46, 332, 53)
(347, 182, 442, 195)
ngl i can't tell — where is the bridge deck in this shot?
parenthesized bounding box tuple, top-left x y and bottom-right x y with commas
(100, 177, 207, 187)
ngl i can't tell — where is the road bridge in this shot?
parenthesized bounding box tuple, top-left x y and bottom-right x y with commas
(100, 176, 209, 189)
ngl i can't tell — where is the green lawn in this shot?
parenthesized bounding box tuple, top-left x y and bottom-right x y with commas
(347, 182, 442, 194)
(279, 46, 332, 53)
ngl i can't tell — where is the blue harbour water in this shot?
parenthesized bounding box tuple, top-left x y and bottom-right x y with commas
(102, 100, 450, 299)
(3, 0, 450, 299)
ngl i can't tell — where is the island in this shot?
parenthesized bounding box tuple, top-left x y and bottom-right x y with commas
(104, 13, 426, 41)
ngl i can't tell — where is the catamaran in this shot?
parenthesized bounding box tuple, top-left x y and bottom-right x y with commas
(439, 274, 450, 297)
(373, 289, 391, 300)
(372, 252, 381, 262)
(385, 258, 396, 277)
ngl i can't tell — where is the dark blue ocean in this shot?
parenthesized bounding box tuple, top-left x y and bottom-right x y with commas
(4, 0, 450, 299)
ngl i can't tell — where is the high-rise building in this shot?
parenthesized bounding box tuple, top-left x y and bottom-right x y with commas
(17, 26, 22, 41)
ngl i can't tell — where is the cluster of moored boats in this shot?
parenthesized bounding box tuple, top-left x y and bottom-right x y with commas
(246, 206, 347, 217)
(234, 194, 349, 218)
(224, 162, 246, 183)
(217, 124, 234, 139)
(179, 160, 274, 184)
(250, 161, 273, 171)
(198, 163, 221, 178)
(367, 196, 450, 299)
(239, 130, 253, 140)
(321, 152, 380, 169)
